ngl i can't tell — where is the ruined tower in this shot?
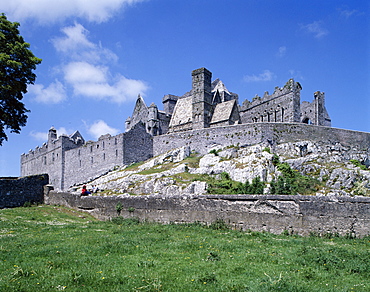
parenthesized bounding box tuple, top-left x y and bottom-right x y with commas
(162, 94, 178, 115)
(191, 68, 212, 130)
(147, 103, 159, 136)
(313, 91, 327, 126)
(48, 127, 57, 143)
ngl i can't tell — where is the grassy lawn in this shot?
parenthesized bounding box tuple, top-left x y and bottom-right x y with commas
(0, 205, 369, 291)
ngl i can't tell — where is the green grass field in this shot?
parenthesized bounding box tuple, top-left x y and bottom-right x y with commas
(0, 205, 369, 291)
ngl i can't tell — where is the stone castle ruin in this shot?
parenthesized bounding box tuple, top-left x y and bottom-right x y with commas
(22, 67, 336, 190)
(126, 67, 331, 135)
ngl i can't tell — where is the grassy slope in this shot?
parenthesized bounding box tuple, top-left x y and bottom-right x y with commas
(0, 206, 369, 291)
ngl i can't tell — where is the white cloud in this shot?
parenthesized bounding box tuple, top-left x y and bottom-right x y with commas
(34, 23, 148, 104)
(29, 131, 48, 141)
(301, 21, 328, 39)
(339, 9, 361, 19)
(58, 24, 148, 103)
(64, 62, 108, 85)
(57, 127, 72, 136)
(1, 0, 144, 24)
(63, 61, 148, 103)
(277, 46, 286, 57)
(52, 23, 118, 64)
(29, 80, 67, 104)
(243, 70, 275, 82)
(88, 120, 120, 139)
(288, 70, 304, 81)
(52, 23, 95, 53)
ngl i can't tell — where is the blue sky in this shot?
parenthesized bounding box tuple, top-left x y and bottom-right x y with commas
(0, 0, 369, 177)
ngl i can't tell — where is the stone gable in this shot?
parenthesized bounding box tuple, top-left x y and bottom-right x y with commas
(210, 99, 239, 125)
(168, 96, 193, 130)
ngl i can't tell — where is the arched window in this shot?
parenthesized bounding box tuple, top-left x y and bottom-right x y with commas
(302, 117, 311, 124)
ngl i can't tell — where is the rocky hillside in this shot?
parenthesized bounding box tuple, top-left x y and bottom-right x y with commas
(72, 141, 370, 197)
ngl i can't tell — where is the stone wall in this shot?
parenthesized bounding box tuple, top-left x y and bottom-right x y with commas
(21, 133, 82, 190)
(0, 174, 49, 208)
(122, 122, 153, 165)
(64, 133, 126, 189)
(63, 122, 152, 189)
(45, 191, 370, 237)
(21, 122, 153, 191)
(153, 122, 370, 156)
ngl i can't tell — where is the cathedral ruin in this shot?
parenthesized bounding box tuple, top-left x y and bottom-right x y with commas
(21, 67, 333, 190)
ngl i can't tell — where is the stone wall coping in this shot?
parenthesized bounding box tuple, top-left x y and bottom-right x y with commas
(196, 194, 370, 203)
(49, 191, 370, 204)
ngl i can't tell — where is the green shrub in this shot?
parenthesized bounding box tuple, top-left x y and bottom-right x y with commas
(272, 153, 280, 166)
(208, 172, 265, 194)
(350, 159, 368, 171)
(209, 219, 229, 230)
(220, 171, 230, 180)
(209, 149, 219, 156)
(115, 202, 123, 215)
(262, 147, 271, 153)
(23, 201, 32, 207)
(250, 176, 264, 194)
(271, 162, 321, 195)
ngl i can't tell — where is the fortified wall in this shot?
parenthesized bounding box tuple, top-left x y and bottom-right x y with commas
(21, 123, 152, 190)
(153, 122, 370, 156)
(45, 191, 370, 237)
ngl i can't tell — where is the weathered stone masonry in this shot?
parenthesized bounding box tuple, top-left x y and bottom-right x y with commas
(21, 123, 152, 190)
(45, 191, 370, 237)
(21, 67, 368, 192)
(153, 122, 370, 156)
(0, 174, 48, 208)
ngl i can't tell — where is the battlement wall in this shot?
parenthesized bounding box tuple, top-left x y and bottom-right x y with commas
(249, 80, 300, 105)
(45, 191, 370, 237)
(21, 142, 63, 187)
(239, 81, 301, 124)
(19, 121, 153, 191)
(20, 135, 81, 189)
(153, 122, 370, 156)
(63, 122, 153, 189)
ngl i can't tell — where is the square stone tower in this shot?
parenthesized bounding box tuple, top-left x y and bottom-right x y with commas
(191, 67, 213, 130)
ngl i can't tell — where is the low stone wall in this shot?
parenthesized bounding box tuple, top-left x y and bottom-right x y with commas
(45, 190, 370, 237)
(0, 174, 49, 208)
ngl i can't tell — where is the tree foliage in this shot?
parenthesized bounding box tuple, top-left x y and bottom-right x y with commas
(0, 13, 41, 145)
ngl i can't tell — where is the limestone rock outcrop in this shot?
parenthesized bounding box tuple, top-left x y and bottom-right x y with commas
(72, 142, 370, 197)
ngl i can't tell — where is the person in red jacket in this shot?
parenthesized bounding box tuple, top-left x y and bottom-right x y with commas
(81, 185, 91, 196)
